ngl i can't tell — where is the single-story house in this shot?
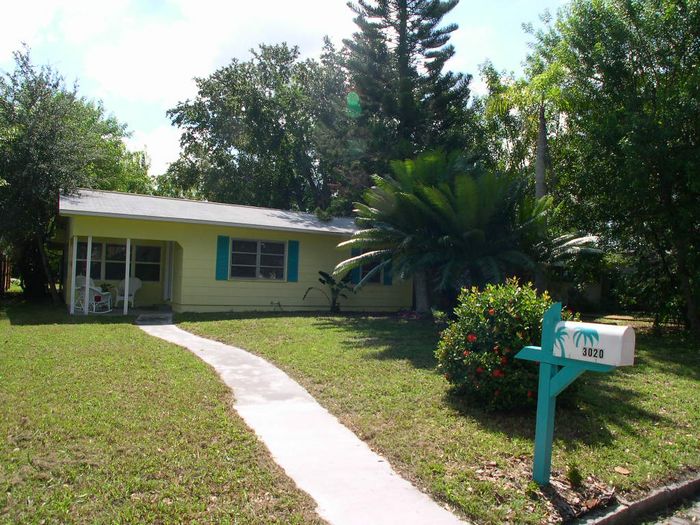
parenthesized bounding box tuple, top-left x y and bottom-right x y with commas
(58, 189, 412, 314)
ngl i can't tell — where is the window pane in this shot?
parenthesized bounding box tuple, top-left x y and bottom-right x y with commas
(232, 240, 257, 253)
(77, 261, 102, 279)
(231, 253, 257, 265)
(135, 246, 161, 263)
(106, 244, 126, 261)
(231, 266, 256, 278)
(105, 262, 127, 280)
(77, 242, 101, 260)
(260, 254, 284, 267)
(259, 267, 284, 280)
(260, 241, 284, 255)
(134, 263, 160, 282)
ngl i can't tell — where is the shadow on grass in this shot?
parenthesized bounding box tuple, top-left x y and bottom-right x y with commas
(442, 368, 670, 448)
(632, 332, 700, 381)
(1, 297, 138, 326)
(310, 316, 441, 370)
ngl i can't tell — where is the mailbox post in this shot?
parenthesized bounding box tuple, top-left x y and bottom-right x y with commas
(515, 303, 635, 485)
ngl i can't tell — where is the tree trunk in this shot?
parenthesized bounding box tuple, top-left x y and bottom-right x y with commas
(674, 240, 699, 336)
(414, 269, 430, 314)
(535, 102, 547, 199)
(37, 235, 60, 305)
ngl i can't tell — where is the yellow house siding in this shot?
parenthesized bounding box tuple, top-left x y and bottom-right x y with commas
(66, 215, 412, 313)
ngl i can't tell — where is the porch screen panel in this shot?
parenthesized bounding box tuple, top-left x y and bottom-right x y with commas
(104, 243, 127, 280)
(134, 246, 161, 282)
(77, 241, 102, 279)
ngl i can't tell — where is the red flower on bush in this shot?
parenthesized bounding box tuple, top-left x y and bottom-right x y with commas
(492, 369, 505, 378)
(527, 390, 534, 399)
(467, 333, 477, 343)
(463, 350, 471, 357)
(488, 308, 496, 316)
(500, 356, 508, 365)
(475, 367, 484, 374)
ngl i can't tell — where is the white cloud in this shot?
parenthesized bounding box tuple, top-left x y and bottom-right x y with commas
(126, 125, 182, 176)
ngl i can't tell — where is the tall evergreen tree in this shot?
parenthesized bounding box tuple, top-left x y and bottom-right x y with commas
(344, 0, 473, 173)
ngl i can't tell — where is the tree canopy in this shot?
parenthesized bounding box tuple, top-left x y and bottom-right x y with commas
(525, 0, 700, 332)
(0, 49, 151, 299)
(164, 41, 355, 213)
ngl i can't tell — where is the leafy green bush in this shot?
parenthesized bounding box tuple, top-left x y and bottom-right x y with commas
(436, 278, 578, 411)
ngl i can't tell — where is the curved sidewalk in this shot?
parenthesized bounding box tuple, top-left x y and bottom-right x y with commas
(140, 323, 466, 525)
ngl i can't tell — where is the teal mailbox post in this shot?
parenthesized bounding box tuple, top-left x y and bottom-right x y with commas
(515, 303, 635, 485)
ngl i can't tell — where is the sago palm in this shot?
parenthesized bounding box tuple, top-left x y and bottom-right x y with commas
(334, 151, 549, 312)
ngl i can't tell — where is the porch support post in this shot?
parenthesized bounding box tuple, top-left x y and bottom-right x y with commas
(83, 236, 92, 315)
(123, 238, 131, 315)
(69, 236, 78, 314)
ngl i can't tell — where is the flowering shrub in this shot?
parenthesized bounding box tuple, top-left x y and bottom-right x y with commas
(435, 278, 579, 411)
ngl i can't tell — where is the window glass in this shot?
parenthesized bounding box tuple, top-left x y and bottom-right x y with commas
(232, 240, 257, 253)
(231, 266, 256, 278)
(105, 262, 126, 280)
(231, 253, 257, 266)
(260, 241, 285, 255)
(134, 263, 160, 282)
(259, 267, 284, 280)
(135, 246, 161, 263)
(260, 254, 284, 267)
(230, 240, 286, 280)
(77, 242, 102, 261)
(77, 261, 102, 279)
(106, 244, 126, 261)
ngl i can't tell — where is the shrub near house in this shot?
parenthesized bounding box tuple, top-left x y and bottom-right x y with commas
(436, 279, 578, 411)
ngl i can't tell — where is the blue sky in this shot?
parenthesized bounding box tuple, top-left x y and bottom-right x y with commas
(1, 0, 566, 175)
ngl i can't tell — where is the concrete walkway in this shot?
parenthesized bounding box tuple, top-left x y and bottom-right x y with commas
(140, 323, 466, 525)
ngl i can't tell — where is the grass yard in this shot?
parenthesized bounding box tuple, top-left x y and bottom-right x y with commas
(0, 300, 322, 524)
(179, 313, 700, 525)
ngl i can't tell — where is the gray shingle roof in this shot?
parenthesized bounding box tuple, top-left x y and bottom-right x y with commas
(59, 189, 357, 235)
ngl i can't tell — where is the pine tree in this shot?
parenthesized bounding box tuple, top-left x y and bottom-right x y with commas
(343, 0, 472, 171)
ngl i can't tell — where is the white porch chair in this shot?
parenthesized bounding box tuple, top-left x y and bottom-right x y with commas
(74, 286, 112, 314)
(115, 277, 142, 308)
(75, 275, 96, 289)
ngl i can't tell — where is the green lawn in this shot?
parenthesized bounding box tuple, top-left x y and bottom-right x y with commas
(0, 300, 322, 524)
(179, 312, 700, 525)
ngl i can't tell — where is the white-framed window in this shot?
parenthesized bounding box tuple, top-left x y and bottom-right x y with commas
(230, 239, 286, 280)
(76, 242, 161, 282)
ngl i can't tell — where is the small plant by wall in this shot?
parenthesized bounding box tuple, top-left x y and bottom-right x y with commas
(303, 271, 354, 313)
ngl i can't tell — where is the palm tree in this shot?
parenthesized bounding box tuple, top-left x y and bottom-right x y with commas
(333, 151, 551, 312)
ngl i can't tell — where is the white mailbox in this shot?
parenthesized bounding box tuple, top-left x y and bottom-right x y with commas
(551, 321, 635, 366)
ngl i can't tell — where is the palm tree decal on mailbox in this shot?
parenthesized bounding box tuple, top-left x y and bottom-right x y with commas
(554, 325, 568, 357)
(573, 326, 600, 348)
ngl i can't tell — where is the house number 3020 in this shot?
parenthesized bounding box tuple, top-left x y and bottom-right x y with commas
(582, 347, 604, 358)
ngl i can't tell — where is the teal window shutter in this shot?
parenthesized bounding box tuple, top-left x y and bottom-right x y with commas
(287, 240, 299, 282)
(383, 261, 393, 285)
(350, 248, 361, 285)
(215, 236, 230, 280)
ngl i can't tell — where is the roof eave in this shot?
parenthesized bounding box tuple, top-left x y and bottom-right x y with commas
(59, 209, 356, 236)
